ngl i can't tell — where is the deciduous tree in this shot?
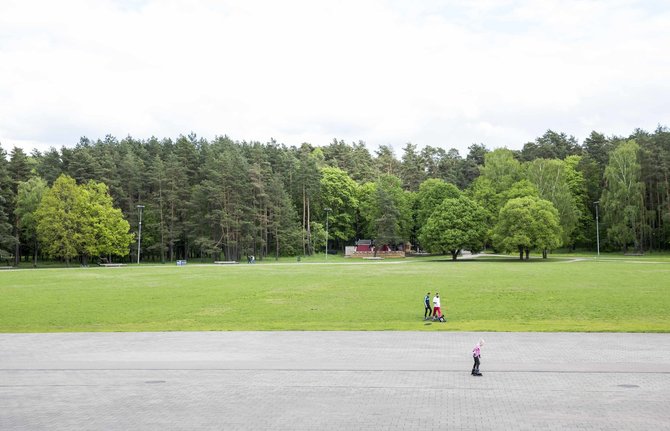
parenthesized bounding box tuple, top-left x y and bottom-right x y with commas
(15, 177, 47, 266)
(415, 178, 461, 228)
(493, 196, 562, 260)
(526, 158, 578, 246)
(419, 195, 487, 260)
(36, 175, 132, 264)
(600, 140, 645, 252)
(319, 166, 359, 252)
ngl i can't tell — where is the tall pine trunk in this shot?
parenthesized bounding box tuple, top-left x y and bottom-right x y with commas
(13, 221, 19, 266)
(169, 201, 175, 262)
(33, 235, 38, 267)
(306, 197, 312, 255)
(159, 179, 165, 263)
(275, 223, 280, 260)
(302, 185, 306, 256)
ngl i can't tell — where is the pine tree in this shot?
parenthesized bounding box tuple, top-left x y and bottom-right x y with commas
(8, 147, 33, 264)
(0, 144, 14, 260)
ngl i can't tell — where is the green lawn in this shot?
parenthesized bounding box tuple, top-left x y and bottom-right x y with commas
(1, 254, 669, 332)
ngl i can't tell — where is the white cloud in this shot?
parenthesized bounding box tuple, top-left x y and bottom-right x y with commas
(1, 0, 669, 156)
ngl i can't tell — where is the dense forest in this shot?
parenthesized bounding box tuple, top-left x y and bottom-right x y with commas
(0, 125, 669, 265)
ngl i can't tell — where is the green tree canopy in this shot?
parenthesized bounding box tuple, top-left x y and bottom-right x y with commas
(419, 195, 487, 260)
(7, 124, 670, 264)
(357, 175, 412, 250)
(415, 178, 461, 228)
(318, 166, 359, 251)
(502, 179, 539, 202)
(530, 198, 563, 258)
(0, 145, 13, 257)
(526, 158, 579, 246)
(81, 180, 134, 259)
(400, 143, 425, 191)
(493, 196, 562, 260)
(36, 175, 133, 264)
(356, 181, 377, 240)
(600, 140, 645, 252)
(520, 130, 581, 161)
(15, 177, 48, 265)
(35, 175, 81, 263)
(563, 155, 590, 247)
(479, 148, 523, 194)
(469, 150, 525, 243)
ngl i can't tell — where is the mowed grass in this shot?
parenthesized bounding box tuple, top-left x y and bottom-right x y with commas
(1, 255, 669, 332)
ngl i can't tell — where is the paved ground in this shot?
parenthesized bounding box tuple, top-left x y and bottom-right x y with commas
(1, 331, 669, 430)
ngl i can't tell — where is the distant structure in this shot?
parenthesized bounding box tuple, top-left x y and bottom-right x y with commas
(346, 239, 405, 259)
(355, 239, 372, 252)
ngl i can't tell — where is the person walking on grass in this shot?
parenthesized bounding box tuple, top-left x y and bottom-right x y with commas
(472, 339, 484, 376)
(432, 293, 441, 320)
(424, 292, 432, 320)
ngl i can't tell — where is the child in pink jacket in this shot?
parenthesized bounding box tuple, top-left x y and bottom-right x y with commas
(472, 339, 484, 376)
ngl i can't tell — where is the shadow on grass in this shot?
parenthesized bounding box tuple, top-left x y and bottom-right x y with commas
(418, 255, 575, 263)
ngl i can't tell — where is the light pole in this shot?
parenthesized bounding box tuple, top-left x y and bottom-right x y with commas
(137, 205, 145, 264)
(324, 207, 331, 260)
(594, 201, 600, 257)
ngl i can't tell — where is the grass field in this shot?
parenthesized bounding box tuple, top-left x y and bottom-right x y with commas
(1, 254, 669, 333)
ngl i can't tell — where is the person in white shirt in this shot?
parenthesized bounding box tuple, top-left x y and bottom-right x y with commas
(432, 293, 441, 320)
(472, 339, 485, 376)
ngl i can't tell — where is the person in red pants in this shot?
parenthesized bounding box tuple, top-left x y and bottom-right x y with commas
(432, 293, 441, 320)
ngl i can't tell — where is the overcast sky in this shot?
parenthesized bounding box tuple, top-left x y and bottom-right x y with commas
(1, 0, 669, 156)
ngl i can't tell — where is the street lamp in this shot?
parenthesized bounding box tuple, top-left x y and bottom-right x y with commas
(324, 207, 331, 260)
(137, 205, 145, 264)
(594, 201, 600, 257)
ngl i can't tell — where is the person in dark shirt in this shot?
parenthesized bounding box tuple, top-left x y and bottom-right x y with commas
(424, 292, 432, 320)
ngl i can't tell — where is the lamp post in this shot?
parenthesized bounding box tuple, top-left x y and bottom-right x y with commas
(137, 205, 145, 264)
(594, 201, 600, 257)
(324, 207, 331, 260)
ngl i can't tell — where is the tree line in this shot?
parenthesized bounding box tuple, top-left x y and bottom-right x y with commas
(0, 126, 668, 265)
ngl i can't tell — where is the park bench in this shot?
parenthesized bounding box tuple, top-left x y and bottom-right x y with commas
(214, 261, 238, 264)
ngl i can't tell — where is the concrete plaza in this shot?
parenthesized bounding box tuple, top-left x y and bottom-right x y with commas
(1, 331, 669, 430)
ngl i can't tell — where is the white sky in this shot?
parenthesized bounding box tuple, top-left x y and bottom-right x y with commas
(1, 0, 669, 156)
